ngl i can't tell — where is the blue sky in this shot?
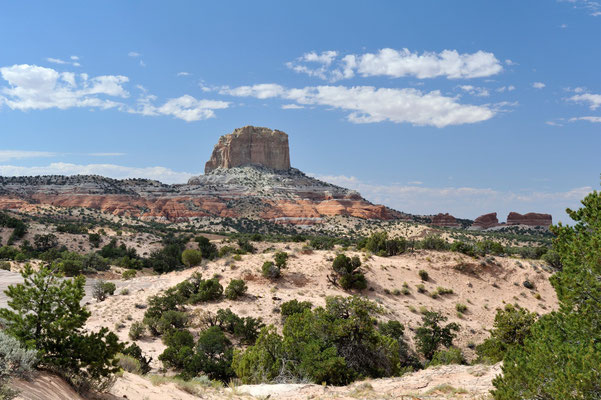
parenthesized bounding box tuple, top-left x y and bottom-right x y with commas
(1, 1, 600, 223)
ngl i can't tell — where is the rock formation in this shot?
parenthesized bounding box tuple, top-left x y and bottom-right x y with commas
(431, 213, 460, 227)
(506, 212, 552, 227)
(472, 212, 500, 230)
(205, 126, 290, 173)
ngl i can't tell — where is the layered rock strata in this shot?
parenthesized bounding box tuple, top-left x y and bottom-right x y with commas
(506, 212, 552, 227)
(431, 213, 460, 227)
(205, 126, 290, 173)
(472, 212, 500, 230)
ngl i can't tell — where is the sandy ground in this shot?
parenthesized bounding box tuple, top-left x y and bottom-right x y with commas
(13, 363, 501, 400)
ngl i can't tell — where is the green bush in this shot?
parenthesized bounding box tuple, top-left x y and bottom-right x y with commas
(195, 236, 218, 260)
(450, 241, 475, 257)
(0, 261, 10, 271)
(0, 330, 37, 399)
(189, 277, 223, 303)
(0, 265, 122, 390)
(224, 279, 247, 300)
(418, 236, 449, 251)
(128, 321, 146, 340)
(332, 254, 367, 290)
(182, 249, 202, 267)
(541, 249, 561, 270)
(364, 232, 407, 256)
(122, 343, 151, 375)
(415, 311, 459, 360)
(233, 296, 412, 385)
(418, 269, 429, 281)
(184, 326, 234, 382)
(476, 304, 537, 364)
(92, 280, 117, 302)
(216, 308, 264, 345)
(261, 261, 280, 279)
(428, 347, 465, 366)
(88, 233, 102, 248)
(280, 299, 313, 320)
(274, 251, 288, 268)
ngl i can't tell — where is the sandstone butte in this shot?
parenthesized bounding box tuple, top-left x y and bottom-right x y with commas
(431, 213, 460, 227)
(506, 212, 552, 227)
(205, 126, 290, 173)
(0, 127, 400, 224)
(472, 212, 500, 229)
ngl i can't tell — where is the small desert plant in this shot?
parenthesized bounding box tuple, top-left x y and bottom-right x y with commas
(92, 280, 117, 302)
(418, 269, 429, 281)
(129, 321, 146, 340)
(261, 261, 280, 279)
(224, 279, 247, 300)
(122, 269, 137, 280)
(455, 303, 468, 313)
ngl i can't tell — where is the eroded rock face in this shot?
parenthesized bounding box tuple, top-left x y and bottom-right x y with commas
(506, 212, 552, 227)
(431, 213, 460, 227)
(472, 212, 500, 229)
(205, 126, 291, 173)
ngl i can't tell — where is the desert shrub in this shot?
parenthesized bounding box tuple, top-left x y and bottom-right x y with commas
(455, 303, 468, 314)
(194, 236, 218, 260)
(224, 279, 247, 300)
(128, 321, 146, 340)
(309, 236, 336, 250)
(237, 239, 256, 254)
(0, 330, 38, 399)
(450, 241, 475, 257)
(154, 310, 189, 336)
(364, 232, 406, 256)
(92, 280, 117, 302)
(428, 347, 465, 366)
(476, 304, 537, 364)
(280, 299, 313, 320)
(475, 240, 505, 256)
(261, 261, 280, 279)
(121, 343, 151, 375)
(0, 212, 27, 245)
(122, 269, 137, 279)
(82, 253, 109, 271)
(183, 326, 234, 381)
(0, 261, 10, 271)
(331, 254, 367, 290)
(88, 233, 101, 248)
(216, 308, 264, 344)
(233, 296, 411, 385)
(418, 236, 449, 251)
(541, 249, 561, 270)
(182, 249, 202, 268)
(0, 265, 122, 390)
(58, 257, 84, 277)
(33, 233, 59, 252)
(218, 245, 236, 258)
(189, 277, 223, 303)
(159, 329, 195, 370)
(522, 280, 534, 289)
(274, 251, 288, 268)
(415, 311, 460, 360)
(418, 269, 429, 281)
(116, 354, 141, 374)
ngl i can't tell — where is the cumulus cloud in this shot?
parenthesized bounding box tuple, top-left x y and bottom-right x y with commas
(0, 64, 128, 110)
(220, 83, 495, 128)
(496, 85, 516, 93)
(311, 173, 591, 223)
(130, 94, 229, 122)
(0, 64, 228, 122)
(47, 57, 80, 67)
(458, 85, 490, 97)
(287, 48, 503, 82)
(0, 162, 197, 184)
(532, 82, 546, 89)
(568, 92, 601, 110)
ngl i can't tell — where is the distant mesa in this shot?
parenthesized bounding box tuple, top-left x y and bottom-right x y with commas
(506, 212, 552, 227)
(204, 126, 291, 174)
(472, 212, 500, 230)
(431, 213, 460, 227)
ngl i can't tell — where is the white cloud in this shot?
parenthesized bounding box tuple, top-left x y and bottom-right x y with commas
(458, 85, 490, 97)
(139, 60, 146, 67)
(560, 0, 601, 16)
(496, 85, 515, 92)
(560, 23, 568, 28)
(220, 83, 495, 128)
(546, 120, 564, 126)
(569, 116, 601, 123)
(0, 162, 197, 184)
(568, 92, 601, 110)
(130, 94, 229, 122)
(287, 48, 503, 82)
(532, 82, 546, 89)
(128, 51, 141, 57)
(0, 150, 57, 162)
(46, 57, 67, 65)
(505, 59, 517, 66)
(311, 173, 592, 223)
(47, 57, 80, 67)
(177, 72, 191, 77)
(70, 56, 79, 61)
(281, 103, 304, 109)
(0, 64, 128, 111)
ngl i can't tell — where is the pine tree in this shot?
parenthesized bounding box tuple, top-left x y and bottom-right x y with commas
(492, 187, 601, 399)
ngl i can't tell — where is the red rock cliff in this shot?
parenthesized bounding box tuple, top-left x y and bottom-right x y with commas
(472, 212, 500, 229)
(506, 212, 552, 227)
(431, 213, 460, 227)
